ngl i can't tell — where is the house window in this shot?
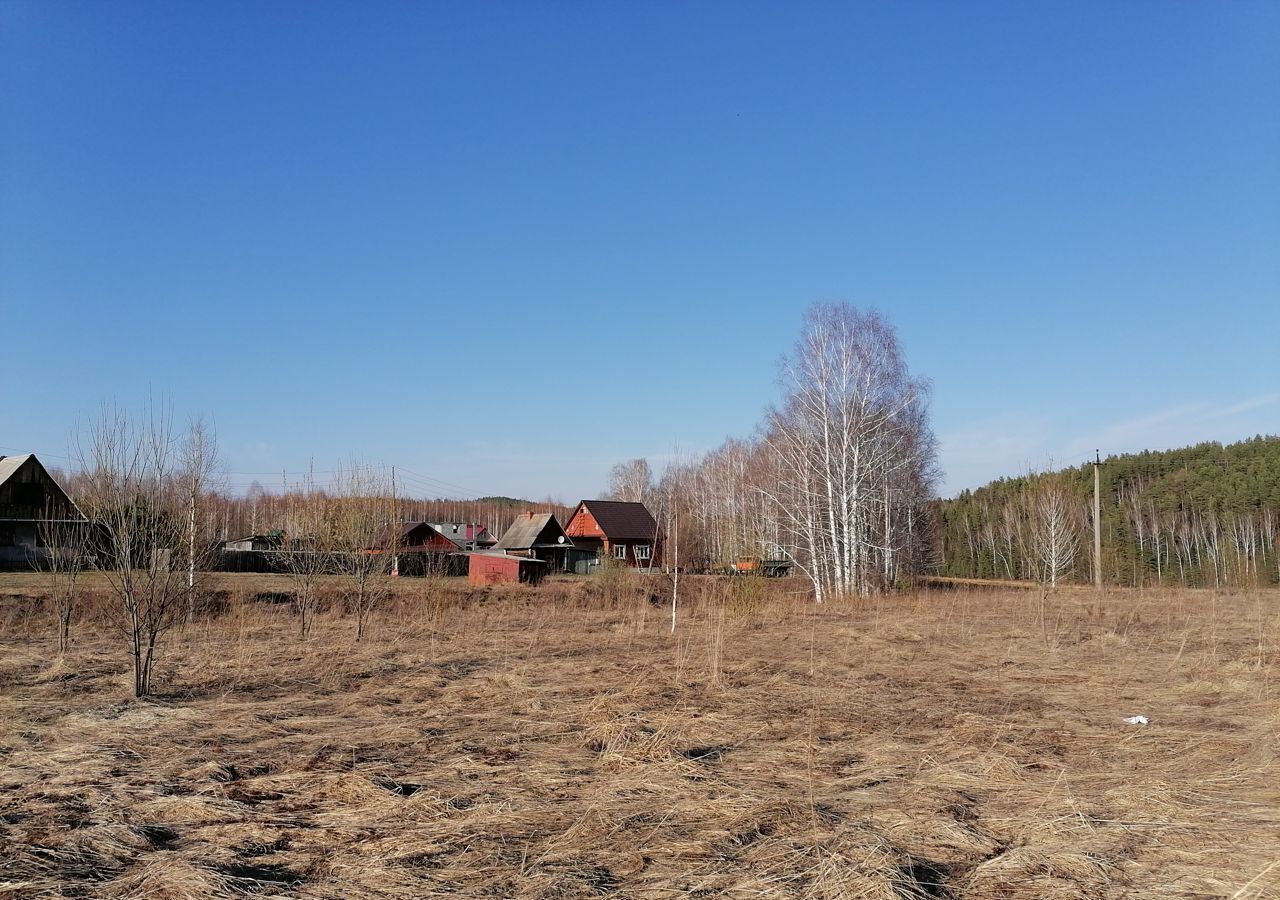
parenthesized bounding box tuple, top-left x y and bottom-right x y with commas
(613, 544, 627, 560)
(634, 544, 651, 560)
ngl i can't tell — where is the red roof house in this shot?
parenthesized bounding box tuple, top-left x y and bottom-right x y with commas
(564, 500, 661, 569)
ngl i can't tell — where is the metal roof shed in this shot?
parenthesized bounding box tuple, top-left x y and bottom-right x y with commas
(467, 552, 547, 586)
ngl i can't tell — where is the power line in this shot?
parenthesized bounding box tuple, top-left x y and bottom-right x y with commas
(220, 464, 487, 501)
(0, 444, 72, 462)
(395, 467, 486, 499)
(4, 443, 491, 500)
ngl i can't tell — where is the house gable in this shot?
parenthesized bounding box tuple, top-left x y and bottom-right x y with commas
(564, 503, 605, 541)
(566, 500, 658, 542)
(0, 454, 82, 522)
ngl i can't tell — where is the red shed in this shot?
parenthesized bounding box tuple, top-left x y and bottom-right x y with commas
(468, 552, 547, 586)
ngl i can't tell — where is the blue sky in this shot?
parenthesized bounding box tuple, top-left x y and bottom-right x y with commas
(2, 1, 1277, 500)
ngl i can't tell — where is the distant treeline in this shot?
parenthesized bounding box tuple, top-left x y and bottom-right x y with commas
(50, 468, 574, 550)
(936, 436, 1280, 587)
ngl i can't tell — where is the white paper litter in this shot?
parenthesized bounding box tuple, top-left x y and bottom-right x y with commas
(1123, 715, 1149, 726)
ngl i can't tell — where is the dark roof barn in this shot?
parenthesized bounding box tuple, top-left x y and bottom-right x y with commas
(494, 512, 573, 552)
(0, 454, 82, 522)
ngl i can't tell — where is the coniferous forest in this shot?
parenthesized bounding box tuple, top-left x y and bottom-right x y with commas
(936, 435, 1280, 587)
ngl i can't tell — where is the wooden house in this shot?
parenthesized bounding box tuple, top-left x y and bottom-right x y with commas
(564, 499, 661, 569)
(0, 454, 85, 570)
(493, 511, 592, 573)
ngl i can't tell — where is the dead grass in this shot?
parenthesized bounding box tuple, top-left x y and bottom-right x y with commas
(1, 574, 1278, 898)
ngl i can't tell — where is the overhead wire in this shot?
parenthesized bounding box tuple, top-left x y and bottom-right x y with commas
(3, 442, 492, 501)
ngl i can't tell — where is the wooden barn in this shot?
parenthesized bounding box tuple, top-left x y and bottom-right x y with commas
(223, 534, 282, 552)
(0, 454, 85, 571)
(564, 499, 661, 570)
(468, 552, 547, 586)
(493, 512, 592, 573)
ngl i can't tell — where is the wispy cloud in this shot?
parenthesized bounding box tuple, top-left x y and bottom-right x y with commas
(1058, 403, 1207, 461)
(1059, 393, 1278, 464)
(1213, 392, 1280, 418)
(939, 391, 1279, 497)
(937, 412, 1055, 495)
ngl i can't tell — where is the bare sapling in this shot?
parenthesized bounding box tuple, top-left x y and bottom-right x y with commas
(275, 480, 334, 640)
(38, 508, 86, 654)
(1033, 477, 1080, 590)
(671, 501, 680, 633)
(1031, 476, 1080, 638)
(179, 418, 222, 624)
(659, 453, 687, 632)
(332, 462, 399, 641)
(76, 402, 196, 697)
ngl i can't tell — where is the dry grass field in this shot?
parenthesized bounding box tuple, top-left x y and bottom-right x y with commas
(1, 573, 1278, 899)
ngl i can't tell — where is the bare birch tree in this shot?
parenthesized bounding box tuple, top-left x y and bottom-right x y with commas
(1032, 478, 1079, 588)
(656, 453, 689, 632)
(179, 418, 221, 623)
(606, 458, 654, 505)
(761, 303, 935, 601)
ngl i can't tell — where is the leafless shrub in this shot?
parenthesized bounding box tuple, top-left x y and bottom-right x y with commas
(724, 574, 767, 620)
(590, 556, 640, 608)
(38, 512, 86, 653)
(74, 402, 214, 697)
(272, 481, 334, 640)
(330, 463, 398, 642)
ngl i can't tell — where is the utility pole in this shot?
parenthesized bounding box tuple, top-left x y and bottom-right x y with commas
(1093, 450, 1103, 591)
